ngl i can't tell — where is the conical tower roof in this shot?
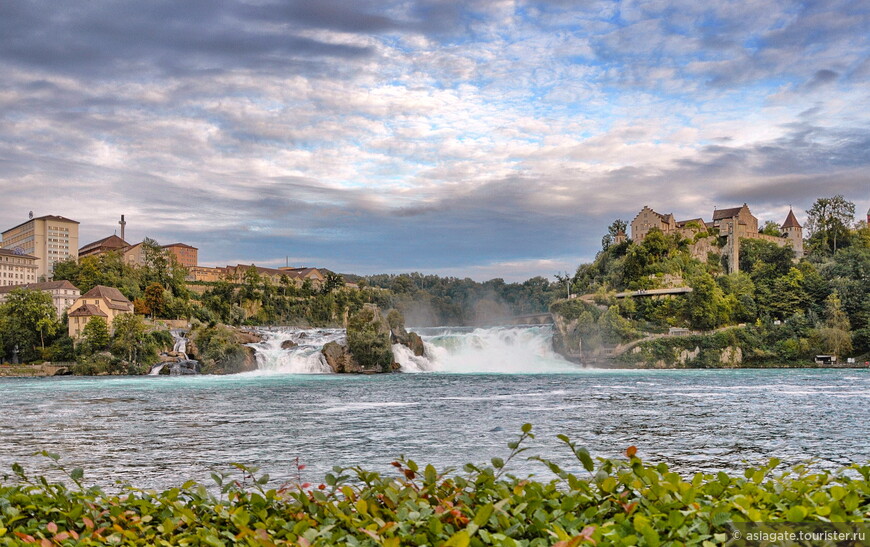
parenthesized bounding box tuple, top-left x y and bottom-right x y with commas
(781, 208, 801, 229)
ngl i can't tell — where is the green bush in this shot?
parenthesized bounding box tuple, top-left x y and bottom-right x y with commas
(0, 426, 867, 546)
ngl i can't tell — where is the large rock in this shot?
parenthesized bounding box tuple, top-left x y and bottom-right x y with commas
(387, 309, 425, 356)
(189, 324, 259, 374)
(321, 305, 400, 373)
(234, 328, 264, 344)
(322, 341, 358, 373)
(281, 340, 298, 350)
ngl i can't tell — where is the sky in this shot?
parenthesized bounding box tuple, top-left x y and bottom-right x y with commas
(0, 0, 868, 281)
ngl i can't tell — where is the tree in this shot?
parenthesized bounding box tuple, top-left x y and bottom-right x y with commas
(0, 289, 59, 359)
(806, 195, 855, 254)
(760, 220, 783, 237)
(685, 272, 730, 330)
(322, 272, 345, 294)
(144, 283, 166, 318)
(80, 317, 110, 353)
(601, 219, 629, 250)
(112, 313, 149, 364)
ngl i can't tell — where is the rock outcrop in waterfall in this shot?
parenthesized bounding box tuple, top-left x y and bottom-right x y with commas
(321, 305, 422, 373)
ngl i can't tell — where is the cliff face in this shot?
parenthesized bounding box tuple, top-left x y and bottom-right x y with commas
(551, 312, 582, 363)
(550, 298, 753, 368)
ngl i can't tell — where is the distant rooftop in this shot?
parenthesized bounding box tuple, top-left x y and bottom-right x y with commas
(2, 215, 80, 235)
(0, 280, 79, 294)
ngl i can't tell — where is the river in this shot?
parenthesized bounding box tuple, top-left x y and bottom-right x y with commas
(1, 325, 867, 490)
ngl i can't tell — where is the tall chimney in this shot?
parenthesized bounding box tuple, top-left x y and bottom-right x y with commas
(119, 214, 126, 242)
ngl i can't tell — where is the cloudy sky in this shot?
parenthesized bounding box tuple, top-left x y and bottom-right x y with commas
(1, 1, 868, 280)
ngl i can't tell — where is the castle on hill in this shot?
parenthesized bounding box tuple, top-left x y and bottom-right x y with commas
(626, 203, 803, 273)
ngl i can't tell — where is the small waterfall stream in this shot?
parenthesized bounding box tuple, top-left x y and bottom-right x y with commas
(150, 330, 199, 375)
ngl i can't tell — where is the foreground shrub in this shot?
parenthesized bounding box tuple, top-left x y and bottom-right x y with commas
(0, 426, 867, 546)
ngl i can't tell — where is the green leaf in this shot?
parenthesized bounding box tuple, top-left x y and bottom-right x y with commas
(521, 423, 532, 434)
(424, 464, 437, 485)
(491, 457, 505, 469)
(576, 447, 594, 472)
(786, 506, 807, 522)
(70, 468, 84, 481)
(443, 530, 470, 547)
(473, 503, 494, 527)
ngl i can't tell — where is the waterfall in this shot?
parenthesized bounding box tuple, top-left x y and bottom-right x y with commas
(395, 325, 580, 373)
(247, 328, 342, 373)
(170, 329, 188, 359)
(248, 325, 581, 374)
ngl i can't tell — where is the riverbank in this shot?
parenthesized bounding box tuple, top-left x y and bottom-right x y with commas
(578, 358, 870, 369)
(0, 363, 71, 377)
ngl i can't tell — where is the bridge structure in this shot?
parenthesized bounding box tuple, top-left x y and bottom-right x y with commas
(492, 313, 554, 326)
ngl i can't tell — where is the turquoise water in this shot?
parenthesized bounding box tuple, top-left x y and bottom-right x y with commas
(2, 368, 868, 490)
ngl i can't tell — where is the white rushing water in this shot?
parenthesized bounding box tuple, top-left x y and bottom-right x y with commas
(171, 329, 188, 357)
(248, 328, 343, 373)
(249, 325, 582, 374)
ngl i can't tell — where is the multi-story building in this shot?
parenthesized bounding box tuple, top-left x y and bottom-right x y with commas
(78, 235, 129, 259)
(0, 215, 79, 280)
(221, 264, 325, 288)
(0, 248, 38, 287)
(163, 243, 198, 268)
(67, 285, 133, 338)
(187, 265, 228, 282)
(0, 280, 80, 317)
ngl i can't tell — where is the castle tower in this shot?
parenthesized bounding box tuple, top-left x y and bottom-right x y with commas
(781, 208, 803, 259)
(614, 230, 626, 245)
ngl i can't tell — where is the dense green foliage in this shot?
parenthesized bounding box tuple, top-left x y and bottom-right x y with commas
(363, 274, 562, 326)
(1, 426, 867, 546)
(71, 322, 170, 376)
(563, 196, 870, 361)
(192, 272, 562, 328)
(194, 277, 391, 328)
(0, 289, 60, 363)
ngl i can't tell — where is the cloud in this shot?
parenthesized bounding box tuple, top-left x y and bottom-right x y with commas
(1, 0, 868, 281)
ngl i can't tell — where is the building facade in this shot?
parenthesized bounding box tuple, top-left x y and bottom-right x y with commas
(0, 280, 80, 317)
(163, 243, 198, 268)
(0, 215, 79, 280)
(0, 248, 38, 287)
(123, 242, 145, 266)
(629, 204, 803, 273)
(67, 285, 134, 338)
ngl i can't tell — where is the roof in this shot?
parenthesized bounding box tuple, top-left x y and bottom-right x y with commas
(675, 218, 706, 228)
(781, 209, 801, 229)
(0, 280, 79, 295)
(280, 267, 324, 279)
(0, 248, 38, 260)
(712, 206, 745, 221)
(2, 215, 79, 234)
(68, 303, 108, 318)
(80, 285, 133, 310)
(162, 242, 198, 250)
(79, 234, 129, 254)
